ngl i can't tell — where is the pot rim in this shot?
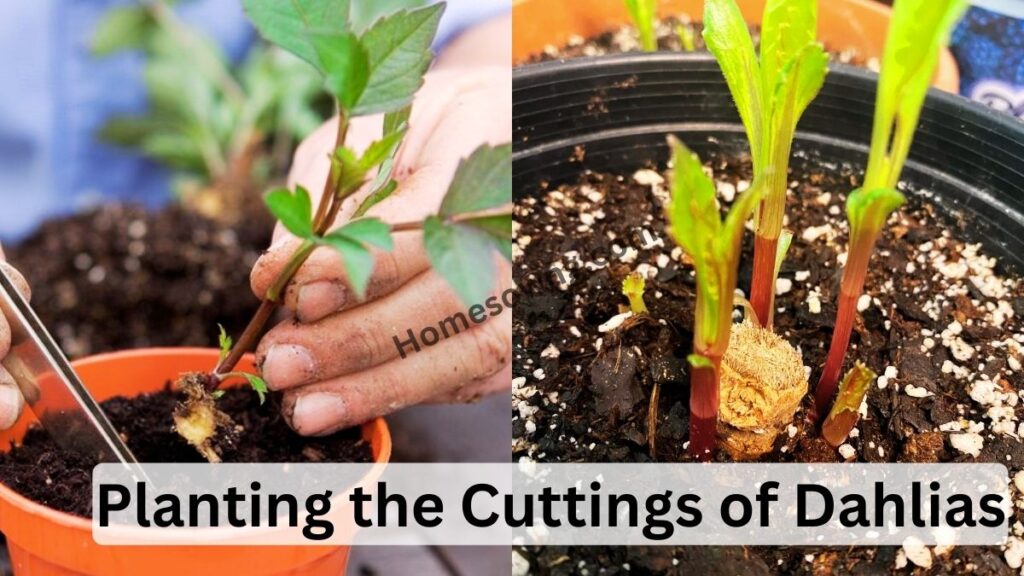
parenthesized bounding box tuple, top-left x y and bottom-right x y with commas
(0, 347, 391, 533)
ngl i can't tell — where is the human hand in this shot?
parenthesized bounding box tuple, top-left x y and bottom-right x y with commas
(250, 62, 512, 436)
(0, 244, 31, 430)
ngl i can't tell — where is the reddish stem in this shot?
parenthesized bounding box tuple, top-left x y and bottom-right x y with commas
(748, 234, 778, 328)
(811, 289, 857, 421)
(689, 356, 721, 462)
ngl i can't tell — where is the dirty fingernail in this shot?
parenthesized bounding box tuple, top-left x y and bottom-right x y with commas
(297, 281, 348, 323)
(290, 392, 348, 436)
(262, 344, 316, 390)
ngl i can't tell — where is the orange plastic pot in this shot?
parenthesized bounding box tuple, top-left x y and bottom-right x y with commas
(0, 348, 392, 576)
(512, 0, 960, 92)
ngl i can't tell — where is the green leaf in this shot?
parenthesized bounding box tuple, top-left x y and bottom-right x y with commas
(361, 129, 407, 170)
(330, 147, 370, 195)
(424, 216, 498, 306)
(760, 0, 817, 91)
(243, 373, 269, 405)
(265, 186, 314, 238)
(383, 104, 412, 136)
(211, 390, 226, 400)
(352, 3, 445, 115)
(773, 229, 794, 280)
(864, 0, 966, 190)
(218, 324, 233, 363)
(846, 187, 906, 239)
(439, 144, 512, 218)
(703, 0, 764, 165)
(317, 233, 375, 298)
(335, 217, 394, 250)
(93, 6, 152, 55)
(624, 0, 658, 52)
(665, 136, 720, 267)
(351, 0, 427, 32)
(241, 0, 351, 70)
(312, 32, 370, 110)
(354, 178, 398, 218)
(461, 214, 512, 261)
(687, 354, 715, 369)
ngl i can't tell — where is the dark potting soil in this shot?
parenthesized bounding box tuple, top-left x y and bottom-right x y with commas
(512, 148, 1024, 574)
(0, 386, 373, 518)
(7, 203, 272, 359)
(523, 16, 872, 70)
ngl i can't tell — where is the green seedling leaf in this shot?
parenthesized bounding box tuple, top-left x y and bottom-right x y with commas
(846, 187, 906, 240)
(821, 362, 876, 447)
(424, 216, 500, 306)
(440, 143, 514, 218)
(211, 390, 226, 400)
(361, 129, 407, 170)
(312, 32, 370, 110)
(703, 0, 763, 164)
(677, 24, 696, 52)
(666, 137, 761, 353)
(217, 324, 233, 363)
(93, 6, 153, 55)
(622, 271, 648, 315)
(772, 229, 793, 280)
(335, 217, 394, 250)
(687, 354, 715, 369)
(317, 233, 375, 298)
(352, 3, 445, 115)
(864, 0, 966, 190)
(265, 186, 314, 239)
(760, 0, 817, 91)
(624, 0, 658, 52)
(242, 0, 352, 70)
(461, 214, 512, 261)
(244, 374, 269, 405)
(354, 179, 398, 218)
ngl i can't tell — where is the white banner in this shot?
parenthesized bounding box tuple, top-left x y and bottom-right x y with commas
(92, 463, 1010, 547)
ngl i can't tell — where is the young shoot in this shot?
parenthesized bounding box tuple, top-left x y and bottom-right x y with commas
(703, 0, 827, 328)
(624, 0, 657, 52)
(812, 0, 966, 421)
(676, 23, 696, 53)
(665, 137, 761, 460)
(171, 0, 513, 461)
(821, 362, 876, 448)
(622, 271, 648, 315)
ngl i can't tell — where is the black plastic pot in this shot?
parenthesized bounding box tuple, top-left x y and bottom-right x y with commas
(514, 53, 1024, 271)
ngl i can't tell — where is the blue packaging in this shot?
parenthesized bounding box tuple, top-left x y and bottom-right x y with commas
(950, 0, 1024, 119)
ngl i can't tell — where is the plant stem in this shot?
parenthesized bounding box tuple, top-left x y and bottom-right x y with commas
(748, 234, 778, 328)
(689, 356, 721, 462)
(211, 113, 350, 381)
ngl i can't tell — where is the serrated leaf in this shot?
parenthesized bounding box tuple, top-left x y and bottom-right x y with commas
(760, 0, 817, 90)
(461, 214, 512, 261)
(330, 147, 370, 195)
(665, 136, 720, 266)
(242, 0, 351, 70)
(243, 373, 269, 404)
(335, 217, 394, 250)
(703, 0, 764, 165)
(93, 6, 153, 55)
(352, 3, 445, 115)
(439, 144, 512, 218)
(218, 324, 233, 363)
(383, 104, 412, 135)
(424, 216, 497, 306)
(317, 233, 374, 298)
(265, 186, 314, 238)
(361, 129, 407, 170)
(312, 32, 370, 110)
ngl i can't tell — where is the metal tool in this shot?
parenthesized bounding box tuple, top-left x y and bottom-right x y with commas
(0, 265, 139, 465)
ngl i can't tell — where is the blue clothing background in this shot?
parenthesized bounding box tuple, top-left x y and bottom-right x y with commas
(0, 0, 506, 242)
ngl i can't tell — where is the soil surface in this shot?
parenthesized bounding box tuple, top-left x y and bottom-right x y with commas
(523, 16, 873, 70)
(512, 148, 1024, 574)
(7, 203, 272, 359)
(0, 386, 372, 518)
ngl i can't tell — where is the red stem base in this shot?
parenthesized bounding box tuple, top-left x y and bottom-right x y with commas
(689, 359, 721, 462)
(812, 290, 857, 421)
(749, 235, 778, 328)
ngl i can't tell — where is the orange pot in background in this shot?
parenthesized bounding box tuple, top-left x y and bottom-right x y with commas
(512, 0, 960, 92)
(0, 348, 392, 576)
